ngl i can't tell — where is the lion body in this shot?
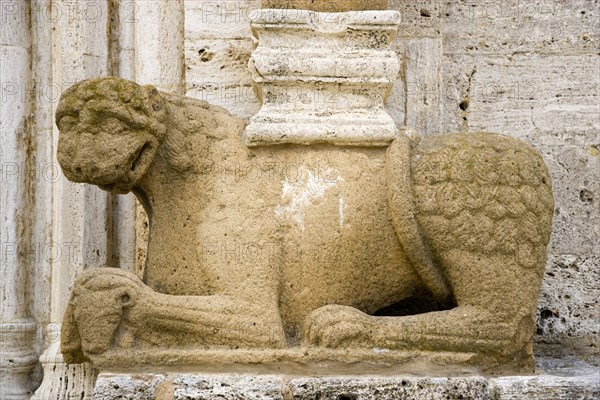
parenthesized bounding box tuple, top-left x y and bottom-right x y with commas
(57, 78, 554, 369)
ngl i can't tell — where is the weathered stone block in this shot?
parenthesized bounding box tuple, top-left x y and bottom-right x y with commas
(403, 38, 443, 135)
(93, 360, 600, 400)
(245, 9, 401, 146)
(390, 0, 441, 38)
(184, 0, 260, 39)
(185, 37, 260, 118)
(173, 375, 285, 400)
(288, 376, 492, 400)
(463, 55, 599, 142)
(539, 145, 599, 255)
(93, 374, 167, 400)
(537, 255, 600, 340)
(493, 362, 600, 400)
(184, 0, 262, 119)
(185, 38, 254, 85)
(440, 0, 599, 56)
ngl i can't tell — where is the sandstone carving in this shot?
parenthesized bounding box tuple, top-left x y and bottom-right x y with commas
(56, 77, 554, 371)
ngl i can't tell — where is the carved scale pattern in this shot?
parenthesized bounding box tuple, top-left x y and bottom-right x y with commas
(411, 133, 554, 271)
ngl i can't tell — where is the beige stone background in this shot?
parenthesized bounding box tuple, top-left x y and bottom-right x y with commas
(0, 0, 598, 397)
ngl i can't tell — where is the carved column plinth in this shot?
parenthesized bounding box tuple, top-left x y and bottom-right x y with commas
(0, 322, 37, 399)
(32, 339, 97, 400)
(244, 9, 401, 146)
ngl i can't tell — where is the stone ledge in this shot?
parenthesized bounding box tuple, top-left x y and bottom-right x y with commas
(85, 347, 487, 371)
(93, 357, 599, 400)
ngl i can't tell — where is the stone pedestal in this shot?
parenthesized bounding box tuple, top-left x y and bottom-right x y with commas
(244, 9, 401, 146)
(92, 358, 599, 399)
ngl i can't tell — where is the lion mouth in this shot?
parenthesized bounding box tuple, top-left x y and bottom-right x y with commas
(131, 142, 151, 174)
(98, 141, 155, 193)
(128, 141, 154, 182)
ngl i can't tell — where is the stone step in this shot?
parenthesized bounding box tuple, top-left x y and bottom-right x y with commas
(93, 357, 599, 400)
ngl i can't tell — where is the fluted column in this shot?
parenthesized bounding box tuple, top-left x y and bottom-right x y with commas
(32, 1, 112, 398)
(0, 1, 38, 398)
(107, 0, 138, 275)
(135, 0, 186, 94)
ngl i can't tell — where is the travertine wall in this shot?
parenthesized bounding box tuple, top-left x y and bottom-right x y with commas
(183, 0, 599, 349)
(407, 0, 599, 347)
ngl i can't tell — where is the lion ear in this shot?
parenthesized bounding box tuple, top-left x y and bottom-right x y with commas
(150, 89, 163, 112)
(142, 85, 165, 113)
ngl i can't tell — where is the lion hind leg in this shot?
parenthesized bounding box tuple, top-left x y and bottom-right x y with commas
(304, 251, 542, 368)
(373, 250, 543, 361)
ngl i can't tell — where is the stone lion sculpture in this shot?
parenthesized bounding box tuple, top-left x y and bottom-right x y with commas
(56, 77, 554, 371)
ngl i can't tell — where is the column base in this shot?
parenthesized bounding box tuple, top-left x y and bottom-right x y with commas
(31, 326, 97, 400)
(0, 322, 37, 400)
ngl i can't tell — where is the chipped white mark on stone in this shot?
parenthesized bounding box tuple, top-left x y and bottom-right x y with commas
(372, 347, 390, 353)
(275, 167, 340, 231)
(339, 195, 345, 228)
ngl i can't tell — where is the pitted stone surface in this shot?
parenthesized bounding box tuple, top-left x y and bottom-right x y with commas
(493, 357, 600, 399)
(536, 255, 600, 341)
(493, 374, 600, 400)
(173, 375, 285, 400)
(93, 359, 600, 400)
(288, 376, 492, 399)
(245, 9, 401, 146)
(93, 374, 167, 400)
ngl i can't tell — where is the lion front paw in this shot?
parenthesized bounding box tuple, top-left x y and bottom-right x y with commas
(303, 305, 375, 348)
(65, 268, 148, 357)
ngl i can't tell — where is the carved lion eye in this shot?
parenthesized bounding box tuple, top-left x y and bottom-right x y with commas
(102, 117, 129, 134)
(58, 116, 76, 131)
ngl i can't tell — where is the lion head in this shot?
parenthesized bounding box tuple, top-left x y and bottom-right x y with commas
(56, 77, 168, 194)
